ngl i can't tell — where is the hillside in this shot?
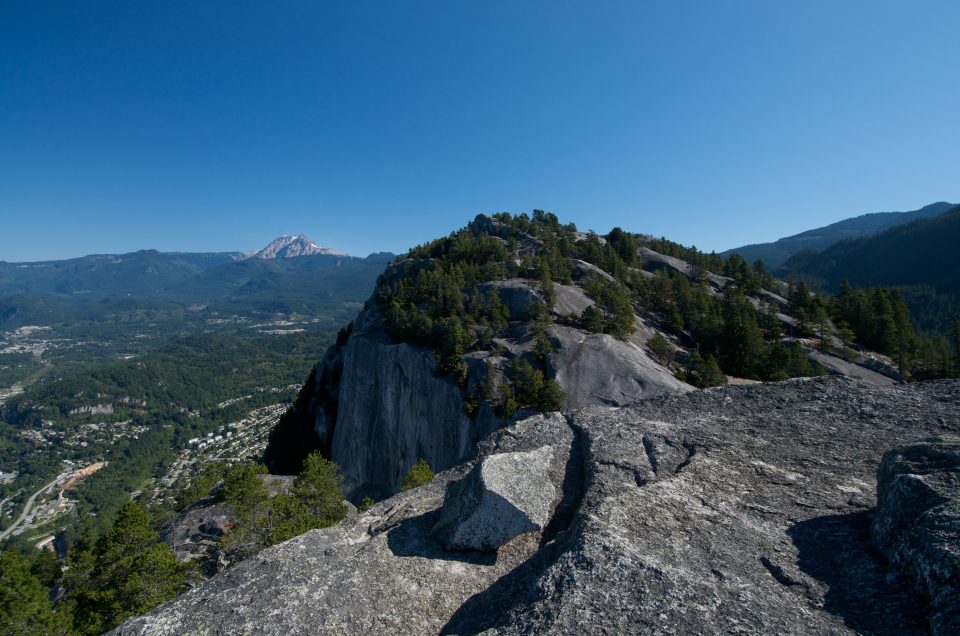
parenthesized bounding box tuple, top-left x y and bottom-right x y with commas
(0, 247, 394, 325)
(0, 330, 337, 534)
(723, 201, 954, 268)
(265, 212, 904, 501)
(781, 204, 960, 331)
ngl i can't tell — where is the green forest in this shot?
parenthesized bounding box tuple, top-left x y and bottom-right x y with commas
(781, 204, 960, 333)
(1, 449, 349, 635)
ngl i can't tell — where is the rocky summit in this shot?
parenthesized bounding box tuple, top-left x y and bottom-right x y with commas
(115, 376, 960, 635)
(263, 213, 903, 504)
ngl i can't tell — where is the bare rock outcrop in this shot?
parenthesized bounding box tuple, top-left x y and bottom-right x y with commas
(115, 413, 579, 635)
(432, 443, 560, 551)
(161, 502, 232, 577)
(872, 437, 960, 635)
(549, 324, 691, 408)
(118, 377, 960, 635)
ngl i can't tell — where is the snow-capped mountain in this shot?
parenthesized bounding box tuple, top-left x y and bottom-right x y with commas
(249, 235, 348, 259)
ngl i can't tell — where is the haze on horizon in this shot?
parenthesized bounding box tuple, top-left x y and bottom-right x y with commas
(2, 1, 958, 262)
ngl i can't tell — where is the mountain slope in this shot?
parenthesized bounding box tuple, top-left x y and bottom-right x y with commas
(723, 201, 954, 268)
(781, 205, 960, 332)
(164, 252, 393, 314)
(0, 250, 395, 329)
(781, 204, 960, 293)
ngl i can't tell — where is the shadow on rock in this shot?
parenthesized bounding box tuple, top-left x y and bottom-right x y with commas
(440, 426, 588, 635)
(386, 510, 497, 566)
(788, 511, 926, 636)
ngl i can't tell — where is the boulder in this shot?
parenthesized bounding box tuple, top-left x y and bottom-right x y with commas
(432, 445, 558, 551)
(551, 283, 594, 318)
(479, 279, 545, 320)
(114, 413, 576, 636)
(161, 502, 233, 577)
(872, 436, 960, 635)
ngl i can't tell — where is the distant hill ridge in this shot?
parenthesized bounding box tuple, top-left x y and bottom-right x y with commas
(723, 201, 955, 268)
(780, 203, 960, 331)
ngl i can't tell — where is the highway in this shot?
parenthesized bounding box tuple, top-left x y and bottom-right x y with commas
(0, 475, 61, 541)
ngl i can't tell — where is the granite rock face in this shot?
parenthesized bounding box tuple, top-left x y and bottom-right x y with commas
(115, 413, 578, 635)
(330, 308, 492, 500)
(432, 444, 559, 551)
(872, 437, 960, 635)
(117, 377, 960, 635)
(549, 323, 691, 408)
(267, 278, 690, 499)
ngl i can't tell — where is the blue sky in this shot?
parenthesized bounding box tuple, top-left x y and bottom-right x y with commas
(2, 1, 958, 261)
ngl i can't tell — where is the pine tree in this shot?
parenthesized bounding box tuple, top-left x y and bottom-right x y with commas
(684, 351, 727, 388)
(0, 549, 72, 636)
(289, 452, 348, 528)
(836, 321, 856, 361)
(647, 332, 676, 365)
(719, 291, 765, 379)
(580, 305, 605, 333)
(401, 459, 435, 491)
(68, 501, 190, 634)
(219, 463, 273, 561)
(952, 318, 960, 377)
(535, 378, 566, 412)
(532, 323, 554, 363)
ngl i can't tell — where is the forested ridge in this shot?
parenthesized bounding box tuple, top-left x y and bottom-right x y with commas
(781, 204, 960, 334)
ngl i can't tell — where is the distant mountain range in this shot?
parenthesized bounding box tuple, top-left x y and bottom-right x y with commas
(0, 236, 394, 329)
(0, 235, 362, 298)
(723, 202, 955, 268)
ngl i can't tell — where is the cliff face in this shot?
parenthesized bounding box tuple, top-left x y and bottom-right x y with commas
(268, 294, 687, 499)
(327, 307, 500, 499)
(116, 376, 960, 635)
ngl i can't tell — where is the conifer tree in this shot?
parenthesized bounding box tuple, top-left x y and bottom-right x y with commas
(289, 452, 347, 527)
(401, 459, 435, 491)
(719, 291, 765, 379)
(952, 318, 960, 377)
(66, 501, 189, 634)
(0, 549, 72, 636)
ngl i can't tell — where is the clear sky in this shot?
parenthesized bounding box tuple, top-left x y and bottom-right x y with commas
(2, 1, 958, 261)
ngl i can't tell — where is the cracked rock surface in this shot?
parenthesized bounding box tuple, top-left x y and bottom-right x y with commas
(872, 437, 960, 635)
(115, 377, 960, 635)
